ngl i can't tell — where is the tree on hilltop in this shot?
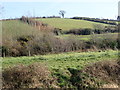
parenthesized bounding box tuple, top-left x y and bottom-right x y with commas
(59, 10, 66, 18)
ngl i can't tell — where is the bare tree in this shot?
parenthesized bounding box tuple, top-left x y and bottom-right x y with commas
(59, 10, 66, 18)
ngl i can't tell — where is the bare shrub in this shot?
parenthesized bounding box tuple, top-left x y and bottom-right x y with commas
(64, 36, 85, 51)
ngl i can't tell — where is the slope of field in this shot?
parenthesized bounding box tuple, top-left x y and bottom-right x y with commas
(36, 18, 109, 31)
(2, 20, 40, 39)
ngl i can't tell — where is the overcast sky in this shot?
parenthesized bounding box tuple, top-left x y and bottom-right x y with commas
(0, 0, 119, 20)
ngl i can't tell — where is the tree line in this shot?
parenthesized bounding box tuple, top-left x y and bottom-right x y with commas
(71, 17, 117, 25)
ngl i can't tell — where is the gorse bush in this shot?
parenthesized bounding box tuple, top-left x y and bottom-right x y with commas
(27, 34, 85, 55)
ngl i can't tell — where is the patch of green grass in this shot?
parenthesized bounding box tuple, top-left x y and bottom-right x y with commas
(2, 50, 119, 70)
(36, 18, 109, 31)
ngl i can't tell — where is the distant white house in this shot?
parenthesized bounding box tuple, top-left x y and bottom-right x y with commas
(117, 16, 120, 21)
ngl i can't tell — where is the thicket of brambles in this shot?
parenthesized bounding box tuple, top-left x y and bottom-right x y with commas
(1, 31, 119, 57)
(20, 16, 53, 30)
(2, 63, 57, 88)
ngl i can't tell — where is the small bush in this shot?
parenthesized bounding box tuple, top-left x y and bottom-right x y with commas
(2, 29, 118, 57)
(53, 28, 62, 35)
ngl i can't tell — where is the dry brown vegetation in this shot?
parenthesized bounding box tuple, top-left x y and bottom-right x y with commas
(2, 63, 58, 89)
(69, 60, 120, 89)
(20, 16, 53, 30)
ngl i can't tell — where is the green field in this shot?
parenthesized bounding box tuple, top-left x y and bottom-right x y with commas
(2, 50, 119, 70)
(36, 18, 109, 31)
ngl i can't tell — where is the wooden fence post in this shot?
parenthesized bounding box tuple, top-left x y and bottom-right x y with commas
(28, 50, 31, 56)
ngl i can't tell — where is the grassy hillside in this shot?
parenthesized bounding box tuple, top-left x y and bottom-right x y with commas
(36, 18, 109, 31)
(2, 20, 41, 40)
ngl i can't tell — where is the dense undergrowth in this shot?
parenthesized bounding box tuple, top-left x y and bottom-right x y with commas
(1, 33, 119, 57)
